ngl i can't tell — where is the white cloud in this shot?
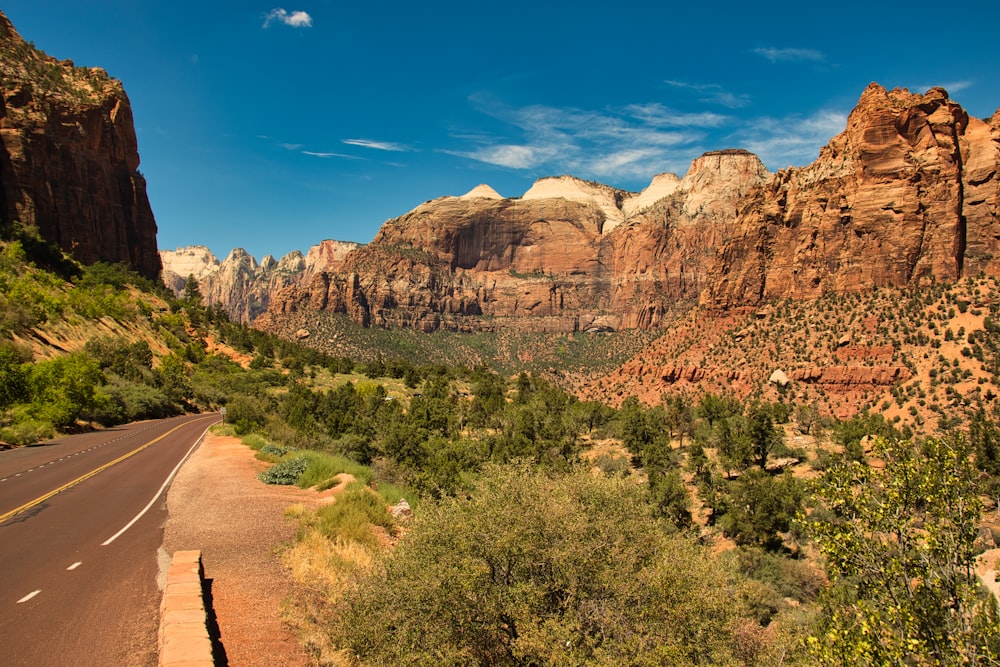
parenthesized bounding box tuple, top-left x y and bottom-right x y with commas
(588, 148, 667, 178)
(342, 138, 413, 152)
(453, 145, 548, 170)
(448, 91, 852, 183)
(263, 8, 313, 28)
(280, 142, 303, 151)
(753, 47, 824, 63)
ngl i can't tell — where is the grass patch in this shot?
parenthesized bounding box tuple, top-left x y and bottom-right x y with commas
(374, 481, 419, 509)
(296, 451, 374, 489)
(210, 422, 236, 437)
(313, 488, 395, 548)
(242, 433, 270, 451)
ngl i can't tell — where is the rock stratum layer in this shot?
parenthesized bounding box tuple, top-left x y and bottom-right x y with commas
(225, 84, 1000, 334)
(0, 11, 160, 278)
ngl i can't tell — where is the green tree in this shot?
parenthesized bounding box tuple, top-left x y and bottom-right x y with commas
(181, 273, 203, 305)
(805, 436, 1000, 664)
(0, 342, 30, 409)
(333, 463, 748, 665)
(720, 469, 803, 550)
(748, 404, 784, 469)
(717, 415, 754, 477)
(28, 353, 105, 428)
(617, 395, 651, 459)
(696, 391, 743, 427)
(664, 393, 694, 447)
(156, 353, 192, 404)
(648, 468, 692, 529)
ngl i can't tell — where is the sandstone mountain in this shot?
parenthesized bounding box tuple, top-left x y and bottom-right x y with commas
(254, 84, 998, 337)
(160, 240, 359, 322)
(0, 10, 160, 278)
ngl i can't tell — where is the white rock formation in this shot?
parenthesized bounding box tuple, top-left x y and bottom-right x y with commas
(522, 175, 630, 232)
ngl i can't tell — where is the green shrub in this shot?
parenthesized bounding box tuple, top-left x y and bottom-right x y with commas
(0, 408, 56, 445)
(260, 443, 289, 458)
(333, 463, 748, 665)
(101, 377, 174, 421)
(258, 456, 308, 485)
(240, 433, 269, 450)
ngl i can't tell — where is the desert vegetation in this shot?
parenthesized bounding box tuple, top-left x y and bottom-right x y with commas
(4, 227, 1000, 665)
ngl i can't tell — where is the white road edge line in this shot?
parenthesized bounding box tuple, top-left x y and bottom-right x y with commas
(101, 421, 216, 546)
(67, 562, 82, 570)
(18, 590, 41, 603)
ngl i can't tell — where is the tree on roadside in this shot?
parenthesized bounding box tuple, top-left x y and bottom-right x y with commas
(333, 463, 752, 665)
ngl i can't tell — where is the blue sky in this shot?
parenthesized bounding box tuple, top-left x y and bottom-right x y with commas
(4, 1, 999, 261)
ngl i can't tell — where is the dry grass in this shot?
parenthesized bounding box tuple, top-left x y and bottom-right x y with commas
(281, 501, 385, 666)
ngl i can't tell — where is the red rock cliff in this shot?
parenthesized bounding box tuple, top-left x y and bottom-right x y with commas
(259, 85, 999, 333)
(0, 11, 160, 278)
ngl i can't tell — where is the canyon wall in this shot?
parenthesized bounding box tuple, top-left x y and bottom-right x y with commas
(0, 11, 160, 278)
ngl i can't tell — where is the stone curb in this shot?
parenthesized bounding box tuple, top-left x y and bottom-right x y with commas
(159, 550, 214, 666)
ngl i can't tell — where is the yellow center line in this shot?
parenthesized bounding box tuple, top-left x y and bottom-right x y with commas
(0, 417, 214, 524)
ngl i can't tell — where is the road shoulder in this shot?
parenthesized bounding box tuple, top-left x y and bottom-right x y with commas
(162, 431, 317, 666)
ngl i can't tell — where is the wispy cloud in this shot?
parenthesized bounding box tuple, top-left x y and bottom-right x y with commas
(664, 80, 751, 109)
(302, 151, 362, 159)
(753, 47, 824, 63)
(280, 142, 303, 151)
(263, 8, 313, 29)
(911, 80, 974, 95)
(448, 96, 717, 180)
(458, 145, 546, 170)
(447, 90, 850, 182)
(342, 138, 413, 152)
(733, 109, 848, 169)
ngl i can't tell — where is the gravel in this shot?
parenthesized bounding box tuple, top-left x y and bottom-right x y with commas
(162, 431, 318, 666)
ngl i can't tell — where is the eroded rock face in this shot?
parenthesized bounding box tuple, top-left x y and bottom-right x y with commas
(0, 11, 160, 278)
(161, 240, 361, 323)
(160, 245, 221, 293)
(257, 84, 999, 334)
(703, 84, 1000, 307)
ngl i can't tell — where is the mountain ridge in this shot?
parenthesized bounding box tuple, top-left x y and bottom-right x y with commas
(163, 83, 1000, 339)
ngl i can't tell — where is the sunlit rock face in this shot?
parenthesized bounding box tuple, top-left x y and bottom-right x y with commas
(257, 84, 1000, 333)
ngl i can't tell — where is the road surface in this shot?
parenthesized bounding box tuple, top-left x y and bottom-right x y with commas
(0, 413, 219, 667)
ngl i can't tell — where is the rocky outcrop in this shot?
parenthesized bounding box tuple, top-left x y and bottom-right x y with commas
(0, 11, 160, 278)
(254, 84, 999, 335)
(160, 240, 360, 322)
(790, 366, 911, 386)
(259, 151, 768, 333)
(703, 84, 1000, 307)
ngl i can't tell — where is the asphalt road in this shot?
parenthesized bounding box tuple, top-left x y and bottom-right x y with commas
(0, 413, 219, 667)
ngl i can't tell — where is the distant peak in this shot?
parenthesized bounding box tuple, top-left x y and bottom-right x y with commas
(459, 184, 503, 200)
